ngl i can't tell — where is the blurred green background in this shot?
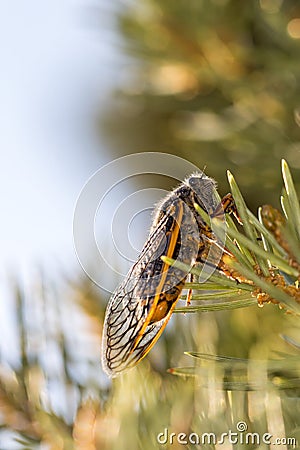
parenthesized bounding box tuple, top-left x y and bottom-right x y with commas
(1, 1, 300, 449)
(101, 0, 300, 211)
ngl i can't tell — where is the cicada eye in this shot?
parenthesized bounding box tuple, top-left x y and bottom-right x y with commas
(187, 176, 201, 190)
(187, 173, 211, 191)
(187, 174, 218, 213)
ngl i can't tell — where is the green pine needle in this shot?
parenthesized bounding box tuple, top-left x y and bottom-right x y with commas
(169, 353, 300, 389)
(282, 159, 300, 240)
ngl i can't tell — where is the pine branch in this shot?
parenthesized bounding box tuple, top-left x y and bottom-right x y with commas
(163, 160, 300, 317)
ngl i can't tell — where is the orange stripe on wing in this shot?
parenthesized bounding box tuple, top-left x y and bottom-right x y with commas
(130, 294, 181, 366)
(131, 201, 184, 354)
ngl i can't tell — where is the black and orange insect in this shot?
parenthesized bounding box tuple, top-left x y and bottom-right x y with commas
(101, 173, 235, 376)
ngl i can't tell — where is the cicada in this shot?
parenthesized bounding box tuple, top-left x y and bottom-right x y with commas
(101, 173, 234, 377)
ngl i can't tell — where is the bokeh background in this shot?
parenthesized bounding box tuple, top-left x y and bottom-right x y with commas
(1, 1, 300, 449)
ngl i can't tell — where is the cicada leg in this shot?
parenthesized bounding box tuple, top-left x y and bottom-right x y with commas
(212, 193, 242, 224)
(185, 273, 195, 306)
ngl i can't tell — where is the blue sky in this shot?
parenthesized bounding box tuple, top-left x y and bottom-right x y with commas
(0, 1, 123, 272)
(0, 4, 128, 437)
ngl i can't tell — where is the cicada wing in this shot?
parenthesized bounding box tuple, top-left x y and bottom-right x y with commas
(101, 196, 198, 377)
(101, 200, 186, 376)
(101, 211, 168, 374)
(101, 287, 174, 376)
